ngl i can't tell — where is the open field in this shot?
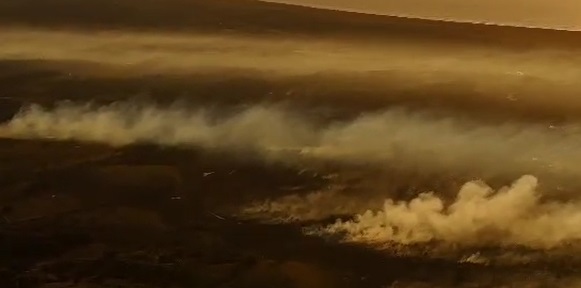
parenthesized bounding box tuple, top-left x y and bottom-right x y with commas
(1, 0, 581, 287)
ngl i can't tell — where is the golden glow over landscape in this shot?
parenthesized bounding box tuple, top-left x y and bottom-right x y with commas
(264, 0, 581, 30)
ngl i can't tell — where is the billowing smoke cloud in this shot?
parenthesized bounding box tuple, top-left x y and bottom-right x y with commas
(244, 175, 581, 249)
(311, 175, 581, 249)
(3, 102, 581, 187)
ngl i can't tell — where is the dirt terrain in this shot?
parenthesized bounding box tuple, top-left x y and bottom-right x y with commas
(2, 139, 578, 288)
(2, 0, 581, 287)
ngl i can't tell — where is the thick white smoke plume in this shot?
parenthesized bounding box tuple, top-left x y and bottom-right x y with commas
(312, 175, 581, 249)
(2, 102, 581, 186)
(244, 175, 581, 249)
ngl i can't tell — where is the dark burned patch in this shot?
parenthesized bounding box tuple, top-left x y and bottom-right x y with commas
(0, 97, 22, 123)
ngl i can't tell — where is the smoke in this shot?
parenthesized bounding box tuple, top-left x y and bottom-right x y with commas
(3, 102, 581, 187)
(3, 28, 581, 120)
(240, 184, 381, 223)
(244, 175, 581, 249)
(1, 28, 580, 83)
(310, 175, 581, 249)
(0, 102, 317, 149)
(5, 101, 579, 249)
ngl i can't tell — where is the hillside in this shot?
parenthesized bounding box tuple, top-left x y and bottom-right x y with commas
(0, 0, 580, 49)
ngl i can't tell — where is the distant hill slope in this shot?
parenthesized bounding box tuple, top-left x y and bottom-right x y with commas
(0, 0, 580, 49)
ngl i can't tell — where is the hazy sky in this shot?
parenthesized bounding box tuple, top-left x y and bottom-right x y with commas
(265, 0, 581, 30)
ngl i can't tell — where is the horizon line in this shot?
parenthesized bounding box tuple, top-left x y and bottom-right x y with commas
(259, 0, 581, 32)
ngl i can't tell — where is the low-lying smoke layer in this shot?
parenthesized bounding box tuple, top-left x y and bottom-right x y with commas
(4, 28, 581, 118)
(240, 184, 381, 223)
(1, 28, 580, 83)
(3, 102, 581, 187)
